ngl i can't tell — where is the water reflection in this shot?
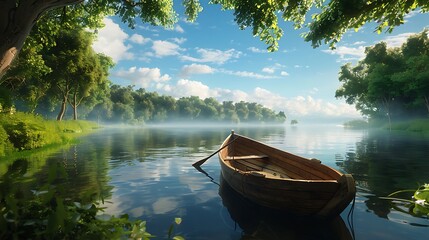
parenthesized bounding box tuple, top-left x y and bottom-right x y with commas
(337, 129, 429, 226)
(1, 125, 429, 239)
(218, 175, 353, 240)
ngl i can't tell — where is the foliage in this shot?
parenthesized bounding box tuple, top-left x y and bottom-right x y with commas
(343, 119, 368, 129)
(336, 30, 429, 124)
(290, 119, 298, 125)
(0, 112, 98, 157)
(305, 0, 429, 48)
(0, 187, 184, 239)
(3, 0, 427, 78)
(389, 119, 429, 132)
(0, 124, 13, 157)
(4, 27, 114, 121)
(382, 183, 429, 218)
(42, 28, 112, 121)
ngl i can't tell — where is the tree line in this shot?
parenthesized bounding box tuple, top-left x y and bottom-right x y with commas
(0, 28, 286, 124)
(336, 30, 429, 125)
(94, 85, 287, 124)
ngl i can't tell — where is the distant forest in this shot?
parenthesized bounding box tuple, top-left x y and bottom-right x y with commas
(5, 84, 287, 124)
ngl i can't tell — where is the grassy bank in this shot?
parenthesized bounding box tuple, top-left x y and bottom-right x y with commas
(0, 112, 99, 158)
(389, 119, 429, 132)
(343, 118, 429, 132)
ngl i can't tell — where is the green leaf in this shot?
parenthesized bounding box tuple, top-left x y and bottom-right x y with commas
(174, 217, 182, 225)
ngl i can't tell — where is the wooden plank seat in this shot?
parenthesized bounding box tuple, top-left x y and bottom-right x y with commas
(225, 155, 268, 161)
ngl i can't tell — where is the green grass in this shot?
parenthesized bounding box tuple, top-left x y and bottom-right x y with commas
(0, 112, 99, 158)
(389, 119, 429, 132)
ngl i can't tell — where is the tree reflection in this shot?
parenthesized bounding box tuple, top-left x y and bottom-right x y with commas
(337, 130, 429, 219)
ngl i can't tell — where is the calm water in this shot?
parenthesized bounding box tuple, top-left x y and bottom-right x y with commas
(1, 125, 429, 239)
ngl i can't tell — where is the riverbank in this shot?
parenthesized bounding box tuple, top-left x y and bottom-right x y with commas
(343, 118, 429, 132)
(0, 112, 99, 158)
(389, 119, 429, 132)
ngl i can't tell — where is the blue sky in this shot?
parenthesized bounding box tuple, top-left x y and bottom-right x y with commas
(92, 3, 429, 122)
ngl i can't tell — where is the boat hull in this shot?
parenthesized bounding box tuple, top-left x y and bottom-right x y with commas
(218, 132, 356, 218)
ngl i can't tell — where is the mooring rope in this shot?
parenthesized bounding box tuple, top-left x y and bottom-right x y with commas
(347, 194, 356, 240)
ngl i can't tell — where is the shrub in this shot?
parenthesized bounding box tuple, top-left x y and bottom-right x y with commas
(0, 125, 14, 157)
(0, 112, 98, 155)
(343, 119, 368, 129)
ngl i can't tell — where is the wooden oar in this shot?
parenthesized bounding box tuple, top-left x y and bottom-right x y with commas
(192, 134, 237, 167)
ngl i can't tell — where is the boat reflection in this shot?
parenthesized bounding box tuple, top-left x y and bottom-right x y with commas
(219, 175, 353, 240)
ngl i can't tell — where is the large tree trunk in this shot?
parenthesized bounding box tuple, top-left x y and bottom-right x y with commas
(0, 0, 82, 79)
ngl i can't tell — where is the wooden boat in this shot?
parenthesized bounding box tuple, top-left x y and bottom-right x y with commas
(218, 131, 356, 218)
(218, 176, 353, 240)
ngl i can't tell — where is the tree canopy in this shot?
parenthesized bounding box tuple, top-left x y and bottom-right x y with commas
(336, 30, 429, 124)
(1, 0, 428, 78)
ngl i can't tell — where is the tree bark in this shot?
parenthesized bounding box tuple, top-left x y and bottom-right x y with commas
(72, 92, 78, 120)
(57, 94, 67, 121)
(0, 0, 82, 79)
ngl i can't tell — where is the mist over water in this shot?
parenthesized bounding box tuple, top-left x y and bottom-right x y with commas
(1, 124, 428, 239)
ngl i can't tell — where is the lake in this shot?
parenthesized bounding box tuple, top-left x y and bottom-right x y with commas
(1, 124, 428, 239)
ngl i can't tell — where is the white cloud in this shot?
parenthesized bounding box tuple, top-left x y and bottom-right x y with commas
(216, 89, 249, 103)
(180, 64, 215, 77)
(383, 32, 416, 47)
(352, 41, 366, 45)
(251, 89, 360, 119)
(174, 25, 185, 33)
(248, 47, 267, 53)
(158, 80, 250, 103)
(159, 79, 213, 99)
(181, 48, 242, 64)
(404, 10, 420, 19)
(293, 65, 310, 69)
(322, 45, 366, 61)
(221, 70, 275, 79)
(152, 40, 183, 57)
(129, 34, 150, 45)
(113, 67, 171, 88)
(262, 67, 275, 74)
(92, 18, 133, 62)
(280, 71, 289, 76)
(172, 37, 187, 44)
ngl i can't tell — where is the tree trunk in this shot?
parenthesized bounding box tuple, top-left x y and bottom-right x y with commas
(0, 0, 82, 79)
(57, 95, 67, 121)
(73, 105, 78, 120)
(72, 93, 78, 120)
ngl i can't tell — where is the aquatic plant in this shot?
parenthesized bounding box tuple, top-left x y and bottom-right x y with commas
(382, 183, 429, 217)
